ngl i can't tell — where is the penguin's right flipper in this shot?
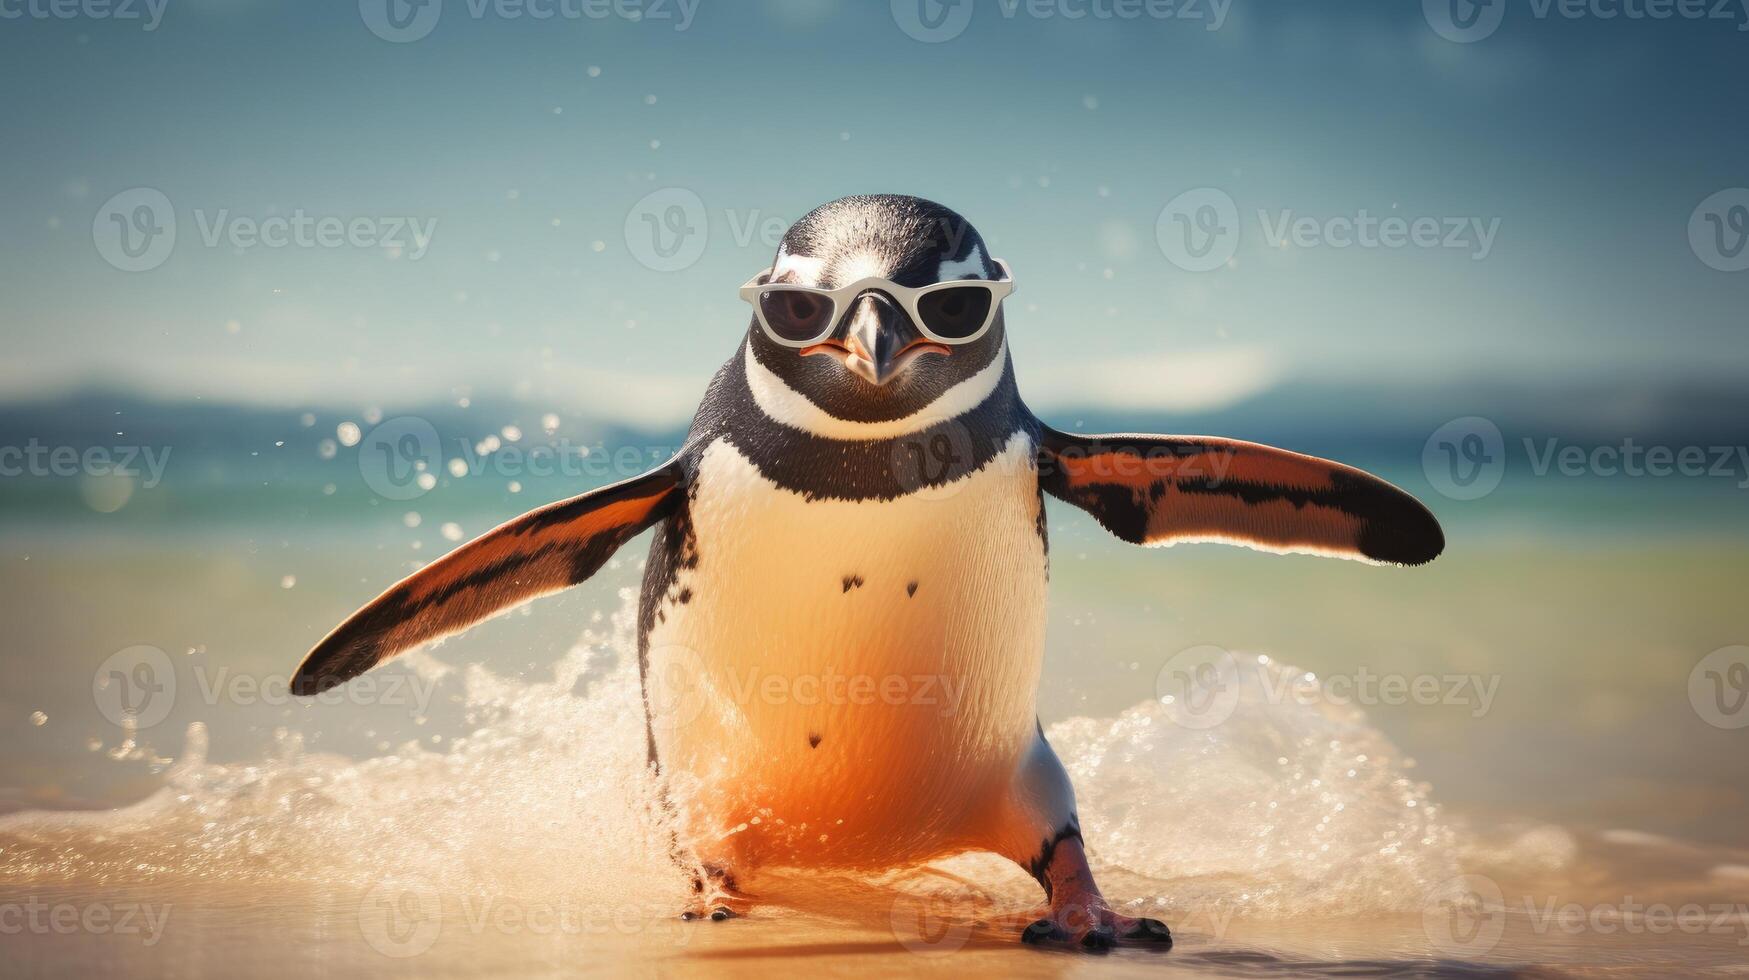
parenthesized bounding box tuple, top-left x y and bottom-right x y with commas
(292, 464, 684, 696)
(1035, 424, 1442, 566)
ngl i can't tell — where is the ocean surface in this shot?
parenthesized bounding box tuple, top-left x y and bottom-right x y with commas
(3, 400, 1747, 976)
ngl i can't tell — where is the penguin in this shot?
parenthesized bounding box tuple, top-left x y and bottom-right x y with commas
(292, 195, 1443, 950)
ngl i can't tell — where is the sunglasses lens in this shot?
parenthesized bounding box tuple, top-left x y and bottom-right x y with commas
(759, 290, 835, 343)
(916, 285, 994, 340)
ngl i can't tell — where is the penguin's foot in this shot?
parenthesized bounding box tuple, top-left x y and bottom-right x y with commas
(678, 890, 753, 922)
(1019, 829, 1172, 951)
(1019, 904, 1173, 950)
(679, 866, 755, 922)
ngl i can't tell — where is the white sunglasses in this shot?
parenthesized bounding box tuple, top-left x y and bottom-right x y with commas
(739, 259, 1016, 348)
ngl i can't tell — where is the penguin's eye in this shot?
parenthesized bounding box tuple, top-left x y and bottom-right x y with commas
(916, 285, 994, 340)
(759, 290, 836, 343)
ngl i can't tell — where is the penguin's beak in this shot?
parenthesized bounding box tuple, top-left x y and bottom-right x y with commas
(839, 293, 946, 386)
(841, 293, 906, 386)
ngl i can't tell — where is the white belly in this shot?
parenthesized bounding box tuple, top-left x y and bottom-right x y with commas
(645, 432, 1048, 868)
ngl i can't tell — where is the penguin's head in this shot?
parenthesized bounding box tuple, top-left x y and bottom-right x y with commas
(742, 195, 1012, 423)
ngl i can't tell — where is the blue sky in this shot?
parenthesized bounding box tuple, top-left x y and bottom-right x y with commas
(2, 0, 1745, 426)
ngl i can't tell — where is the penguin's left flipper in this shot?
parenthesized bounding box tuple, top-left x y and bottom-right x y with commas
(291, 464, 684, 696)
(1036, 424, 1443, 566)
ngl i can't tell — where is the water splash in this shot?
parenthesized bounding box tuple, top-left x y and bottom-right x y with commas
(1, 591, 1456, 918)
(1048, 655, 1456, 918)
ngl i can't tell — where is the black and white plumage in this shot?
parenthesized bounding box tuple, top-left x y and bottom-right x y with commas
(293, 194, 1443, 948)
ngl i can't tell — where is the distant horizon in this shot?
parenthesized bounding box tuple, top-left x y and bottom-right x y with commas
(5, 2, 1747, 417)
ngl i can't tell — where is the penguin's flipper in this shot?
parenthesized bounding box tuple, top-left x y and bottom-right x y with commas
(1035, 424, 1443, 566)
(292, 464, 684, 695)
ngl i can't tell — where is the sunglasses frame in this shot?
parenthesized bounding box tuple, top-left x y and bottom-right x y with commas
(739, 259, 1016, 348)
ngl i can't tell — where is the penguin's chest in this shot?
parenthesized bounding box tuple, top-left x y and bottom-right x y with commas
(643, 432, 1048, 855)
